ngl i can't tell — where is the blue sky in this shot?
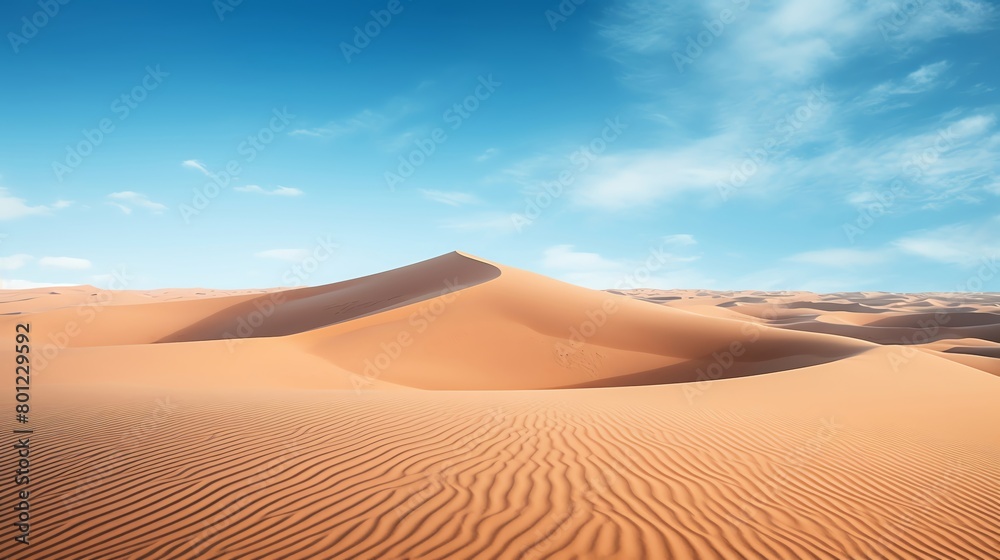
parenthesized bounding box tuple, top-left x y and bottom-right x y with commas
(1, 0, 998, 292)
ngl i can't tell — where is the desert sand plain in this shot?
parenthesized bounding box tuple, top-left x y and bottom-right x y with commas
(2, 251, 998, 559)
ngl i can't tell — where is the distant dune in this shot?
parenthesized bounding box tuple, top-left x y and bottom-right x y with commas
(2, 252, 998, 559)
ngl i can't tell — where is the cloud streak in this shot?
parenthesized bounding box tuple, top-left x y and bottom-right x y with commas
(420, 189, 480, 206)
(108, 191, 167, 214)
(0, 187, 65, 220)
(255, 249, 311, 261)
(235, 185, 304, 196)
(39, 256, 92, 270)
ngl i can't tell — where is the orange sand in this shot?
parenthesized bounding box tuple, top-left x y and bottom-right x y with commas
(2, 252, 998, 559)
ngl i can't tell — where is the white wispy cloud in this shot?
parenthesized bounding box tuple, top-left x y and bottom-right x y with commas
(832, 113, 999, 208)
(543, 245, 621, 271)
(602, 0, 880, 83)
(598, 0, 692, 54)
(254, 249, 311, 261)
(0, 279, 76, 290)
(662, 233, 696, 247)
(859, 60, 951, 111)
(901, 61, 952, 91)
(578, 108, 998, 211)
(0, 187, 64, 220)
(787, 248, 887, 267)
(39, 256, 92, 270)
(540, 236, 705, 289)
(383, 130, 421, 152)
(0, 254, 33, 270)
(107, 191, 167, 214)
(475, 148, 499, 162)
(722, 0, 988, 81)
(290, 109, 387, 137)
(893, 219, 1000, 266)
(877, 0, 995, 41)
(731, 264, 881, 293)
(290, 97, 415, 139)
(574, 135, 741, 209)
(420, 189, 480, 206)
(234, 185, 304, 196)
(439, 212, 520, 234)
(773, 217, 999, 288)
(966, 82, 997, 95)
(181, 159, 212, 176)
(573, 0, 998, 215)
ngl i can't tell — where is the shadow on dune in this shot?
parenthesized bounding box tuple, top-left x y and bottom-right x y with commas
(866, 312, 1000, 328)
(943, 346, 1000, 359)
(786, 301, 883, 313)
(562, 353, 857, 389)
(156, 252, 500, 343)
(778, 320, 1000, 345)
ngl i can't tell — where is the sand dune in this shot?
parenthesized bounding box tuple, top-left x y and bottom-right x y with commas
(3, 252, 999, 559)
(11, 252, 873, 391)
(629, 288, 1000, 373)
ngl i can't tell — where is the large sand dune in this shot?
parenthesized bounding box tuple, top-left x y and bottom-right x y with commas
(2, 252, 998, 559)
